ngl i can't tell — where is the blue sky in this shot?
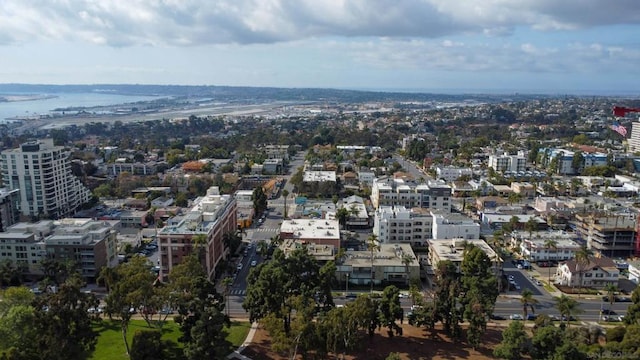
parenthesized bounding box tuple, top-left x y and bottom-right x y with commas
(1, 0, 639, 94)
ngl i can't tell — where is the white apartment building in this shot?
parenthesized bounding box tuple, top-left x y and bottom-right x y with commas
(555, 256, 619, 289)
(510, 231, 581, 262)
(431, 213, 480, 240)
(370, 177, 451, 212)
(1, 139, 92, 219)
(627, 122, 640, 153)
(488, 152, 526, 173)
(373, 206, 432, 245)
(434, 166, 473, 182)
(0, 218, 118, 280)
(357, 170, 376, 187)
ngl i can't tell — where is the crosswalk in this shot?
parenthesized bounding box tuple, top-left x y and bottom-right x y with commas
(230, 289, 246, 296)
(246, 228, 279, 233)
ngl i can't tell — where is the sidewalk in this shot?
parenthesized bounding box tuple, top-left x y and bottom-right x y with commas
(227, 321, 259, 360)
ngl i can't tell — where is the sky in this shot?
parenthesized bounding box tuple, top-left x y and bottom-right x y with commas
(1, 0, 639, 94)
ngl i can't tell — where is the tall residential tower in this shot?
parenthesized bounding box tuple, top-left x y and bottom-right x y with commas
(1, 139, 91, 220)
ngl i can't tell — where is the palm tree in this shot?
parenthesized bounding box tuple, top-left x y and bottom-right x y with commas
(520, 288, 538, 320)
(270, 234, 283, 247)
(222, 277, 233, 316)
(554, 294, 583, 327)
(367, 234, 380, 293)
(282, 189, 289, 219)
(604, 283, 618, 309)
(401, 253, 415, 286)
(574, 245, 594, 296)
(543, 239, 558, 283)
(257, 240, 269, 257)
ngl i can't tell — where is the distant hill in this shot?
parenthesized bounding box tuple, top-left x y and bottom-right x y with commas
(0, 83, 553, 104)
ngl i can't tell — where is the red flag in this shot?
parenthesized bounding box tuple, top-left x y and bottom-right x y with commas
(613, 106, 640, 117)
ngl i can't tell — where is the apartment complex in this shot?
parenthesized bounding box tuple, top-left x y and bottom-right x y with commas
(427, 238, 501, 275)
(574, 212, 637, 258)
(0, 188, 20, 230)
(336, 243, 419, 286)
(373, 206, 432, 245)
(431, 213, 480, 240)
(1, 139, 92, 219)
(488, 152, 526, 173)
(370, 177, 451, 212)
(510, 230, 581, 262)
(0, 218, 118, 280)
(157, 187, 237, 280)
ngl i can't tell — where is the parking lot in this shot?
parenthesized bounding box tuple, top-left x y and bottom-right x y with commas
(503, 261, 544, 296)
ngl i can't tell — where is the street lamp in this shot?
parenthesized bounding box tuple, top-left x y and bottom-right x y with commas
(345, 273, 349, 295)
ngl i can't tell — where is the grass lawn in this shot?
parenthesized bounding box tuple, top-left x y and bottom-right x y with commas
(90, 319, 251, 360)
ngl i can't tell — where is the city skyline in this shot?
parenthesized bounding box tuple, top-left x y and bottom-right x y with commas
(1, 0, 639, 94)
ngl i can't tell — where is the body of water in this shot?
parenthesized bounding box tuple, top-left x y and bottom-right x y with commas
(0, 92, 159, 122)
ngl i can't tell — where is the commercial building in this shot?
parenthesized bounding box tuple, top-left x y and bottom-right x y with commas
(279, 218, 341, 249)
(1, 139, 92, 219)
(336, 243, 419, 286)
(370, 177, 451, 212)
(157, 187, 237, 280)
(0, 218, 118, 280)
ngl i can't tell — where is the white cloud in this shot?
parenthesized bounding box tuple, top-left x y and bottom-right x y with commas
(0, 0, 638, 46)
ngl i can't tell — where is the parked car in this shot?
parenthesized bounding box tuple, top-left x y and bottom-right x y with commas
(510, 314, 524, 320)
(526, 314, 538, 321)
(237, 263, 243, 270)
(250, 260, 258, 267)
(490, 314, 506, 320)
(601, 309, 617, 315)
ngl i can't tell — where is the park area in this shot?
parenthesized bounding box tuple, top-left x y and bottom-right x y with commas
(89, 319, 251, 360)
(242, 322, 506, 360)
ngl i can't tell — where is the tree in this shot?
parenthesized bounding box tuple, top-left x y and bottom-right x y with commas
(520, 288, 538, 320)
(130, 330, 163, 360)
(336, 207, 350, 229)
(554, 294, 583, 327)
(29, 275, 99, 360)
(222, 277, 233, 317)
(603, 283, 618, 309)
(493, 321, 529, 360)
(574, 245, 593, 295)
(544, 239, 558, 283)
(367, 234, 380, 293)
(401, 253, 415, 285)
(103, 256, 160, 355)
(282, 189, 289, 219)
(168, 251, 230, 359)
(460, 245, 499, 349)
(623, 286, 640, 326)
(378, 285, 403, 338)
(531, 325, 563, 360)
(252, 186, 268, 217)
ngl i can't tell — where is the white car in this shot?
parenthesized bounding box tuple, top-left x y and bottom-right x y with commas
(510, 314, 524, 320)
(250, 260, 258, 267)
(237, 263, 243, 270)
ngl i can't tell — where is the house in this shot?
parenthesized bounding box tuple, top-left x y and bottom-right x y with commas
(628, 260, 640, 284)
(554, 256, 619, 289)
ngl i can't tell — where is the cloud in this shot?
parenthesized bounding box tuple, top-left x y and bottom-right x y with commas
(333, 38, 640, 75)
(0, 0, 639, 46)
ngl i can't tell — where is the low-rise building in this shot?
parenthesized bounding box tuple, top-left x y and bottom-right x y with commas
(554, 256, 619, 289)
(427, 238, 501, 275)
(628, 260, 640, 284)
(510, 231, 581, 262)
(279, 218, 341, 249)
(0, 218, 118, 280)
(339, 195, 370, 228)
(336, 243, 419, 286)
(432, 212, 480, 240)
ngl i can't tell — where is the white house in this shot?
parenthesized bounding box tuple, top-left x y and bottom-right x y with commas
(628, 260, 640, 284)
(554, 256, 619, 289)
